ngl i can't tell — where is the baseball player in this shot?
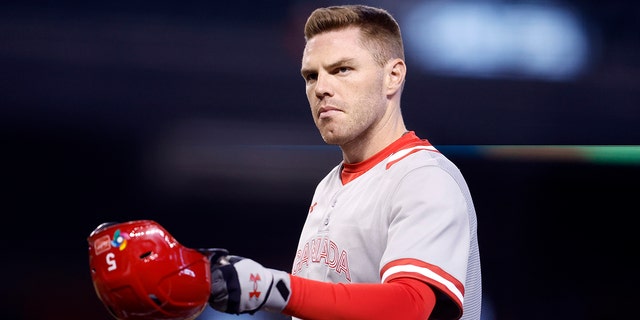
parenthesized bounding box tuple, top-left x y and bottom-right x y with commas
(88, 4, 481, 320)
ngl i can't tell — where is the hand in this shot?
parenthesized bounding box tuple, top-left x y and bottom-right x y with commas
(207, 254, 292, 315)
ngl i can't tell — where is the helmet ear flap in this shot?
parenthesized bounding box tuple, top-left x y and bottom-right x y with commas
(88, 220, 211, 320)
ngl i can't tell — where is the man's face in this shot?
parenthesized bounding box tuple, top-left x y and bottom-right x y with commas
(301, 27, 388, 146)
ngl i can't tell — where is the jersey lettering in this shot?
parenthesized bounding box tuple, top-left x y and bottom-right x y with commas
(292, 236, 351, 282)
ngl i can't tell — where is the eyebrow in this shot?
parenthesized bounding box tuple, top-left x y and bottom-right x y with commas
(301, 58, 356, 77)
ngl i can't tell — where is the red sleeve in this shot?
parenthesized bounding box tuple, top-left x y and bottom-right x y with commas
(282, 275, 436, 320)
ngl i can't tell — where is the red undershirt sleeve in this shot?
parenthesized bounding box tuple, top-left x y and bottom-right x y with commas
(282, 275, 436, 320)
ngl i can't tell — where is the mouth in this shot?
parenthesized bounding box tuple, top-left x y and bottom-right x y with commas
(318, 106, 341, 119)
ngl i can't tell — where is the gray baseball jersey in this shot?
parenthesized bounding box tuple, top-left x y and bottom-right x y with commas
(291, 131, 482, 319)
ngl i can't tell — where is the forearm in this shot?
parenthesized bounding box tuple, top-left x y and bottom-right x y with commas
(283, 276, 436, 320)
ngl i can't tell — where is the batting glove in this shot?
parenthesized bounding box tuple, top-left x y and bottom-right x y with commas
(207, 254, 292, 315)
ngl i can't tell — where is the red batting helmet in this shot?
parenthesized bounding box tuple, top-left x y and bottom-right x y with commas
(88, 220, 211, 320)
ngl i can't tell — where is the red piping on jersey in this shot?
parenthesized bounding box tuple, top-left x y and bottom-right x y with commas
(341, 131, 439, 185)
(381, 258, 464, 310)
(385, 145, 438, 169)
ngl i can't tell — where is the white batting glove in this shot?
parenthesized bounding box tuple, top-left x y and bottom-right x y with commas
(208, 255, 292, 315)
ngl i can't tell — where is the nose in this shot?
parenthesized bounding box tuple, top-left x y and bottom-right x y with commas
(314, 73, 333, 99)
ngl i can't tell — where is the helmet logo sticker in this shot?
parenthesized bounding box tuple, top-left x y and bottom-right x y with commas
(94, 235, 112, 255)
(110, 229, 128, 251)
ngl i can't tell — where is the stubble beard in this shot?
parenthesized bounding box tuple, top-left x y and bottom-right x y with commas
(315, 83, 386, 147)
(317, 111, 372, 147)
(318, 121, 346, 145)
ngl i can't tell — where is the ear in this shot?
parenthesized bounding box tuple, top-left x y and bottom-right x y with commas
(385, 58, 406, 95)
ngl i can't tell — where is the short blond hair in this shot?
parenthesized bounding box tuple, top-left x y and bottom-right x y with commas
(304, 4, 405, 66)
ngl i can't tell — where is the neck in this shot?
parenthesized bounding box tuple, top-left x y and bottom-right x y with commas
(341, 115, 407, 164)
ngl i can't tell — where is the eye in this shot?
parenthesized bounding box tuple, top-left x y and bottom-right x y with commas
(303, 72, 317, 83)
(332, 66, 352, 76)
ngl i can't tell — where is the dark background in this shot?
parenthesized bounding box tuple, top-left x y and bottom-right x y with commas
(2, 1, 638, 319)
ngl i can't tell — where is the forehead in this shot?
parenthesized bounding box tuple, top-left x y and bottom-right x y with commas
(302, 27, 369, 66)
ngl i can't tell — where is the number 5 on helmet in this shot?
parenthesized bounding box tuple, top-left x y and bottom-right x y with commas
(87, 220, 226, 320)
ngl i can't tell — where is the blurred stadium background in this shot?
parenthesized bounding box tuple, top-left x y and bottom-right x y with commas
(1, 0, 638, 319)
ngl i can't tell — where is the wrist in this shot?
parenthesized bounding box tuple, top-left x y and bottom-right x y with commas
(263, 269, 292, 313)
